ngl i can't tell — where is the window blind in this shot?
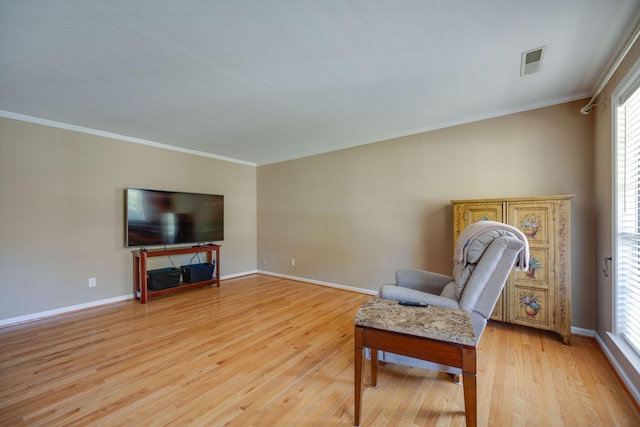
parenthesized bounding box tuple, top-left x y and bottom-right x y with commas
(617, 83, 640, 356)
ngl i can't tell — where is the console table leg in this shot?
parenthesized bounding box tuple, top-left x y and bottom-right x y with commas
(133, 253, 140, 299)
(140, 253, 148, 304)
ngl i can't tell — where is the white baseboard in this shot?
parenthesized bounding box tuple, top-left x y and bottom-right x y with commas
(571, 326, 595, 337)
(0, 271, 262, 327)
(3, 271, 590, 343)
(0, 294, 134, 327)
(595, 332, 640, 404)
(222, 270, 259, 280)
(257, 270, 378, 295)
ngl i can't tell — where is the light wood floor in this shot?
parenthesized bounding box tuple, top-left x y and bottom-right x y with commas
(1, 274, 639, 426)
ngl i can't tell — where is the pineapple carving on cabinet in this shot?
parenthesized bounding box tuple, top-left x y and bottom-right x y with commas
(452, 195, 573, 344)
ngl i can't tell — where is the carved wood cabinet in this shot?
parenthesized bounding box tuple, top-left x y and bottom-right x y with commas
(451, 195, 573, 344)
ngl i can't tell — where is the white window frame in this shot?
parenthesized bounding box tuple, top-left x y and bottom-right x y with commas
(612, 56, 640, 360)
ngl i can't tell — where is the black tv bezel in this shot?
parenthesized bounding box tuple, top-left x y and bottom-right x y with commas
(125, 188, 224, 248)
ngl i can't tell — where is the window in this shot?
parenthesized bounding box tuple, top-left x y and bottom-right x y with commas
(615, 65, 640, 357)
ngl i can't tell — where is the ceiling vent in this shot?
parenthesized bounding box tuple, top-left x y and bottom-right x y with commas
(520, 46, 545, 76)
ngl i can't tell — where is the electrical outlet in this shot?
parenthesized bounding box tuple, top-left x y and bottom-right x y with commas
(291, 258, 296, 266)
(88, 277, 96, 287)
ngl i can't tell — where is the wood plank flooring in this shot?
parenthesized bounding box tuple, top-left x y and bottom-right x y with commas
(0, 274, 638, 426)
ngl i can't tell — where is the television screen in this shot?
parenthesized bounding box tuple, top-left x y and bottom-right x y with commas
(125, 188, 223, 247)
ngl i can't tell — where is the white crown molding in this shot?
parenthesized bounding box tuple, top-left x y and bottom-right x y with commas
(0, 110, 257, 167)
(256, 93, 592, 165)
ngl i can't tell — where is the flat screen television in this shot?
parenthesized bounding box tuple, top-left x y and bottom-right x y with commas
(125, 188, 223, 247)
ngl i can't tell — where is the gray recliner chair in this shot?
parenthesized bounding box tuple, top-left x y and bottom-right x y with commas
(375, 221, 528, 374)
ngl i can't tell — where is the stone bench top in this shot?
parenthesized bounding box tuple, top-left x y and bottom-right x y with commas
(355, 296, 476, 347)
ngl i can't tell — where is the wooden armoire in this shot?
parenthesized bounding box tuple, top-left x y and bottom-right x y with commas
(451, 195, 573, 344)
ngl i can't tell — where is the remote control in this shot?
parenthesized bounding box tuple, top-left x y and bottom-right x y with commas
(398, 300, 429, 307)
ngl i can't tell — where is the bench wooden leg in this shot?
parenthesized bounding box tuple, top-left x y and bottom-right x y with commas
(354, 327, 364, 426)
(370, 348, 378, 387)
(462, 347, 477, 427)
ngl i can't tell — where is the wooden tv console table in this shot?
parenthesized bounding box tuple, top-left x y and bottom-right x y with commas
(132, 245, 220, 304)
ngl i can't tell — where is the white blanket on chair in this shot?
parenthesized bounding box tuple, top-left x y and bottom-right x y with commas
(453, 220, 529, 271)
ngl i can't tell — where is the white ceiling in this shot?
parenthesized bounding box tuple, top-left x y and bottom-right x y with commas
(1, 1, 639, 165)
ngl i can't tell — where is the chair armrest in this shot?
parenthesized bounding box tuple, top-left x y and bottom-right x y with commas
(379, 284, 460, 309)
(396, 268, 453, 294)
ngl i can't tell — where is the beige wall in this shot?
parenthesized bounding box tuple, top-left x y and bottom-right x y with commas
(593, 36, 640, 392)
(0, 100, 598, 332)
(258, 99, 595, 329)
(0, 117, 257, 321)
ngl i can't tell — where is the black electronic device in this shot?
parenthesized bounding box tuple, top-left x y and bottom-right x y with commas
(398, 300, 429, 307)
(125, 188, 223, 247)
